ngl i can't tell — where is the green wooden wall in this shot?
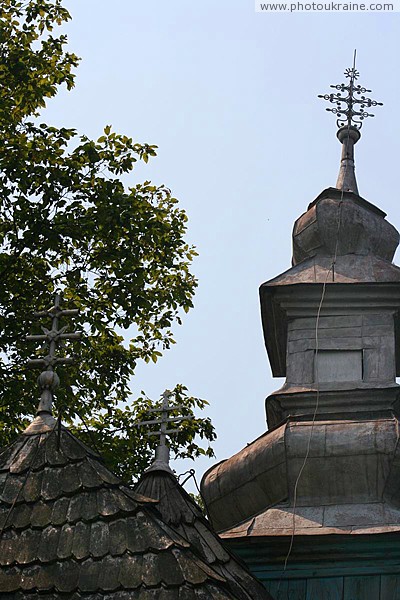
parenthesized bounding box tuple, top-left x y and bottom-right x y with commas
(266, 574, 400, 600)
(226, 533, 400, 600)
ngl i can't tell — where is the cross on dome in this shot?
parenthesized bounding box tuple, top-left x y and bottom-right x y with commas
(136, 389, 192, 473)
(318, 53, 383, 131)
(26, 292, 81, 419)
(317, 52, 383, 194)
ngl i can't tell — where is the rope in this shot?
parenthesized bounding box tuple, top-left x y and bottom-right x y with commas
(277, 53, 357, 595)
(280, 269, 330, 580)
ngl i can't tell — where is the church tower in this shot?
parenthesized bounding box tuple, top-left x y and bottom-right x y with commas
(201, 62, 400, 599)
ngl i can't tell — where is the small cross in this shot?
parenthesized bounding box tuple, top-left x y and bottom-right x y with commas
(27, 292, 81, 415)
(27, 293, 81, 369)
(136, 389, 193, 472)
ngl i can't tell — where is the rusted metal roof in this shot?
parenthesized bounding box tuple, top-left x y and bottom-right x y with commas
(220, 501, 400, 539)
(134, 469, 273, 600)
(0, 425, 255, 599)
(201, 415, 400, 537)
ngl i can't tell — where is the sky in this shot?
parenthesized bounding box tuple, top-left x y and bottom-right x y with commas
(43, 1, 400, 491)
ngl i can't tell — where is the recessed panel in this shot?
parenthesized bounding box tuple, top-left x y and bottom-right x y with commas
(316, 350, 362, 383)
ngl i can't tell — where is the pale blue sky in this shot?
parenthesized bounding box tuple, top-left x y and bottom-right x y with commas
(44, 1, 400, 488)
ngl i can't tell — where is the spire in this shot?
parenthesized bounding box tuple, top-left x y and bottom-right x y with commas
(26, 292, 81, 423)
(136, 389, 192, 474)
(318, 51, 383, 195)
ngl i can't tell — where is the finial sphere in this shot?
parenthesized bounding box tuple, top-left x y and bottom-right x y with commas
(38, 370, 60, 390)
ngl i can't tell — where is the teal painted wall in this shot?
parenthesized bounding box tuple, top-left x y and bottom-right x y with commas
(265, 574, 400, 600)
(226, 534, 400, 600)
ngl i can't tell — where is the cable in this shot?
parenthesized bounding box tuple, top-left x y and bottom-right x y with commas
(178, 468, 196, 487)
(75, 408, 102, 456)
(277, 52, 357, 597)
(280, 269, 330, 577)
(179, 467, 211, 519)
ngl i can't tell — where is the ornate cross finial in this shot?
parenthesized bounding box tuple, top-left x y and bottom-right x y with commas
(27, 292, 81, 417)
(317, 52, 383, 195)
(318, 52, 383, 131)
(136, 389, 192, 473)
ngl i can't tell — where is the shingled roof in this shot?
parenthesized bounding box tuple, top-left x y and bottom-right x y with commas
(134, 466, 273, 600)
(0, 415, 262, 599)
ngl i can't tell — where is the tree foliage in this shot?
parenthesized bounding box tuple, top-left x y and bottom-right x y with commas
(0, 0, 215, 481)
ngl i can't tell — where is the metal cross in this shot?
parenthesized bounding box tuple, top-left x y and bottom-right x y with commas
(27, 292, 81, 416)
(136, 390, 193, 472)
(318, 51, 383, 130)
(137, 390, 189, 445)
(27, 293, 81, 370)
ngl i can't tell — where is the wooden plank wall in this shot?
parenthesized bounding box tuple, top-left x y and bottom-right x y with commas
(265, 575, 400, 599)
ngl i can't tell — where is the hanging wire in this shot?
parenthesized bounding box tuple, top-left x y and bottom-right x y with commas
(277, 52, 357, 598)
(179, 467, 211, 518)
(178, 468, 196, 487)
(56, 411, 62, 451)
(75, 407, 102, 455)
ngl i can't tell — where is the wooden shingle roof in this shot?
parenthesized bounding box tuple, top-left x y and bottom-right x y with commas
(134, 468, 273, 600)
(0, 421, 255, 599)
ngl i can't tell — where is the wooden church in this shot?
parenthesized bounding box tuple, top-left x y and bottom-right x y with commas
(201, 65, 400, 599)
(3, 61, 400, 600)
(0, 297, 273, 598)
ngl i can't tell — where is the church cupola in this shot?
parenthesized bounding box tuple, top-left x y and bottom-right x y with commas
(259, 62, 400, 429)
(201, 60, 400, 600)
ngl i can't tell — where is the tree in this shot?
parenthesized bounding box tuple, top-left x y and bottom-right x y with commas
(0, 0, 215, 481)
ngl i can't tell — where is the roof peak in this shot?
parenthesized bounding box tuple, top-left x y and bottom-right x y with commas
(135, 459, 273, 599)
(145, 444, 174, 474)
